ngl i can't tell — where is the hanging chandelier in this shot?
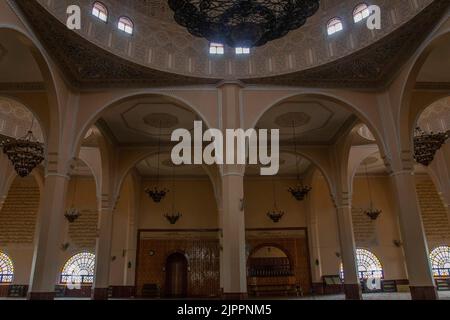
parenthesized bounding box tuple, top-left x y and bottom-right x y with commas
(145, 121, 169, 203)
(267, 178, 285, 223)
(413, 127, 448, 166)
(168, 0, 321, 48)
(164, 166, 182, 225)
(64, 208, 81, 223)
(1, 128, 44, 178)
(64, 171, 81, 223)
(288, 121, 311, 201)
(363, 163, 381, 221)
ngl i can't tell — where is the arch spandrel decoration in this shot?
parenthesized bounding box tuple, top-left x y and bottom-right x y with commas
(61, 252, 96, 285)
(0, 251, 14, 283)
(430, 246, 450, 278)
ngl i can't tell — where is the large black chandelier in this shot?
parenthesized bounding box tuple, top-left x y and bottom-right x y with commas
(168, 0, 321, 48)
(1, 128, 44, 178)
(414, 127, 448, 166)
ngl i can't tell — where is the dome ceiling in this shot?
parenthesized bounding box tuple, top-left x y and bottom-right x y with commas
(11, 0, 449, 88)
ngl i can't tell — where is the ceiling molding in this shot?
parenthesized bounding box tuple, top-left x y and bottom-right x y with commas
(414, 82, 450, 91)
(0, 82, 46, 92)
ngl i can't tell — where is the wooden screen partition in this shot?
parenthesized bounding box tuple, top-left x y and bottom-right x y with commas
(136, 229, 221, 298)
(136, 228, 312, 298)
(246, 228, 312, 296)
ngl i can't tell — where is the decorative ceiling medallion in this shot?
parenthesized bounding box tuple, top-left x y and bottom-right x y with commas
(168, 0, 321, 48)
(144, 113, 179, 129)
(274, 112, 311, 128)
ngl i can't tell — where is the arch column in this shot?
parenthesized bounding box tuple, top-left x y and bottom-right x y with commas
(28, 172, 70, 300)
(390, 169, 438, 300)
(335, 201, 362, 300)
(221, 167, 247, 299)
(92, 196, 116, 300)
(123, 173, 140, 288)
(429, 144, 450, 222)
(0, 154, 14, 212)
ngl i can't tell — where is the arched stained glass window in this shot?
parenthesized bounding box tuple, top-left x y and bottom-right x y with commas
(353, 3, 370, 23)
(61, 252, 96, 285)
(340, 249, 383, 280)
(327, 18, 343, 36)
(118, 17, 134, 35)
(92, 2, 108, 22)
(0, 252, 14, 283)
(430, 246, 450, 277)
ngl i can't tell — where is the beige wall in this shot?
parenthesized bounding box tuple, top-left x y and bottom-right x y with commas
(2, 171, 449, 286)
(244, 178, 307, 228)
(138, 178, 219, 230)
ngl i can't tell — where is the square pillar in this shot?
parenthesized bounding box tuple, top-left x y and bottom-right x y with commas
(92, 205, 115, 300)
(391, 170, 438, 300)
(28, 174, 69, 300)
(336, 205, 362, 300)
(221, 170, 247, 299)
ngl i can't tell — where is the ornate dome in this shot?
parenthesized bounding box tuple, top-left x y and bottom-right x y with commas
(13, 0, 445, 86)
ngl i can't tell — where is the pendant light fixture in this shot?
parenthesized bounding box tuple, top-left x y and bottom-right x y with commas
(267, 177, 285, 223)
(1, 117, 44, 178)
(363, 163, 381, 220)
(145, 121, 169, 203)
(64, 169, 81, 223)
(164, 165, 182, 225)
(288, 121, 312, 201)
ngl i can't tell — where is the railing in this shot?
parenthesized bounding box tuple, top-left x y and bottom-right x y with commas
(60, 275, 94, 285)
(0, 274, 13, 283)
(339, 270, 384, 281)
(358, 270, 384, 280)
(433, 268, 450, 278)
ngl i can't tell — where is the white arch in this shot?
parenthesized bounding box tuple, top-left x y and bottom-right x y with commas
(248, 91, 388, 160)
(72, 91, 215, 158)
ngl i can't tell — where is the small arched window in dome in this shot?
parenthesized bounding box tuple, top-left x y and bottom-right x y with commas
(118, 17, 134, 35)
(327, 18, 343, 36)
(353, 3, 370, 23)
(92, 2, 108, 22)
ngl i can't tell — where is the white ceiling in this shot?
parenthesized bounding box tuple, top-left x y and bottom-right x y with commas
(135, 152, 207, 177)
(0, 32, 43, 83)
(99, 96, 201, 145)
(256, 98, 352, 144)
(355, 151, 428, 176)
(246, 151, 311, 177)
